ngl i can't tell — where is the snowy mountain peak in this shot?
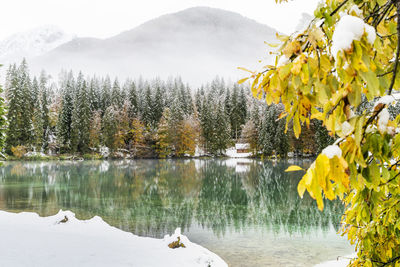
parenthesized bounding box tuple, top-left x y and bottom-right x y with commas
(0, 25, 75, 63)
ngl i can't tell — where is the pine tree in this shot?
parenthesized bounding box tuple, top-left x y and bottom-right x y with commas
(32, 77, 44, 151)
(111, 78, 122, 108)
(258, 105, 276, 156)
(5, 60, 34, 153)
(224, 87, 231, 119)
(199, 95, 213, 153)
(57, 71, 75, 152)
(19, 59, 34, 148)
(39, 71, 50, 152)
(31, 77, 39, 108)
(102, 106, 118, 151)
(195, 89, 203, 116)
(5, 64, 21, 153)
(115, 101, 130, 150)
(142, 86, 153, 127)
(178, 83, 188, 114)
(230, 84, 241, 140)
(169, 96, 185, 149)
(185, 85, 193, 115)
(274, 105, 288, 158)
(153, 84, 164, 124)
(128, 81, 138, 119)
(211, 102, 231, 155)
(252, 100, 261, 127)
(0, 77, 7, 152)
(71, 72, 91, 153)
(100, 76, 111, 113)
(120, 80, 129, 104)
(89, 110, 102, 149)
(156, 108, 173, 158)
(88, 77, 101, 112)
(312, 119, 333, 154)
(238, 87, 248, 127)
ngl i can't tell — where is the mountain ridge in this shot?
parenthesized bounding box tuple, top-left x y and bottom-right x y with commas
(15, 7, 280, 85)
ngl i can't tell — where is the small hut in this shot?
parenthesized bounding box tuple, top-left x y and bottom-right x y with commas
(235, 143, 250, 153)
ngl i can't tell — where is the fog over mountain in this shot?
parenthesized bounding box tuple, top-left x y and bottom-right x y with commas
(0, 25, 74, 63)
(4, 7, 282, 85)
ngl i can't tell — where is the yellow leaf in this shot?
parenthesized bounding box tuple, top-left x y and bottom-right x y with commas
(298, 178, 306, 198)
(283, 41, 301, 58)
(264, 41, 280, 48)
(300, 63, 309, 85)
(293, 112, 301, 138)
(311, 111, 324, 120)
(237, 67, 254, 73)
(285, 165, 304, 172)
(237, 77, 249, 84)
(278, 111, 288, 120)
(315, 154, 330, 190)
(279, 63, 292, 80)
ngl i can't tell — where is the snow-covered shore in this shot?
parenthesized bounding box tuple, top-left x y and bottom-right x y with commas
(0, 210, 227, 267)
(315, 254, 356, 267)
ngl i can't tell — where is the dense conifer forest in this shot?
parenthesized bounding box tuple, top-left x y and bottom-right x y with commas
(4, 60, 337, 159)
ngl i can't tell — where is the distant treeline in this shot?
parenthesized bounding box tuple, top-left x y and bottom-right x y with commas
(4, 60, 336, 158)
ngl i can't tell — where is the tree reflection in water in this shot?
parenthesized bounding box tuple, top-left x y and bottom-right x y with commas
(0, 159, 343, 238)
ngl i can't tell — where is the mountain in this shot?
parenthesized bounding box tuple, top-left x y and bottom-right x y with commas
(29, 7, 278, 85)
(0, 25, 75, 64)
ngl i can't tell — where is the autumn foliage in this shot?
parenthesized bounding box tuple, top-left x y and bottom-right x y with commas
(244, 0, 400, 265)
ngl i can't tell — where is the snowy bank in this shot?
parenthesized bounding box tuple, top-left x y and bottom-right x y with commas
(225, 147, 252, 158)
(0, 210, 227, 267)
(314, 254, 356, 267)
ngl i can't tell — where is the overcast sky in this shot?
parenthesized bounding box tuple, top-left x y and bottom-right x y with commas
(2, 0, 319, 40)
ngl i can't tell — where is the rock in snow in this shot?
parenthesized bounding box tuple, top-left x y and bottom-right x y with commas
(0, 210, 227, 267)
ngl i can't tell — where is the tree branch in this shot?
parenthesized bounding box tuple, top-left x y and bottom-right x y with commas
(379, 255, 400, 267)
(330, 0, 349, 17)
(388, 1, 400, 95)
(373, 0, 395, 27)
(380, 171, 400, 186)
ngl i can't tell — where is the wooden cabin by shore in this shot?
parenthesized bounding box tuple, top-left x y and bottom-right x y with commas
(235, 143, 250, 153)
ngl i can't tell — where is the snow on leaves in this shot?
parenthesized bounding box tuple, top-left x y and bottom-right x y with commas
(244, 0, 400, 265)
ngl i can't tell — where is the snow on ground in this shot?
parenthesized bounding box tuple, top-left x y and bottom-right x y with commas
(194, 146, 206, 157)
(0, 210, 227, 267)
(314, 254, 356, 267)
(225, 147, 252, 158)
(24, 151, 47, 157)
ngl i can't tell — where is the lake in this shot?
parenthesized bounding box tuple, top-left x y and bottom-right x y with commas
(0, 159, 353, 266)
